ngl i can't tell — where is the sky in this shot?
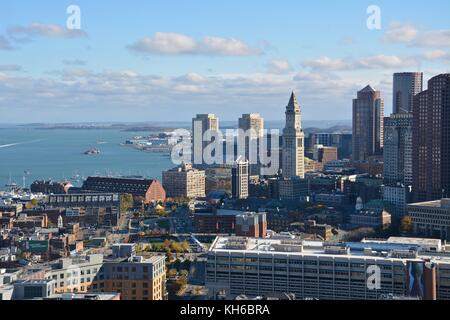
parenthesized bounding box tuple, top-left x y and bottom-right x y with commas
(0, 0, 449, 123)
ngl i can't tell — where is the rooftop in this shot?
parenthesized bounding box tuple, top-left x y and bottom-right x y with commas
(209, 236, 447, 261)
(408, 199, 450, 209)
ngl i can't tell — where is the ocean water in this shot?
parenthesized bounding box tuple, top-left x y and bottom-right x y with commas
(0, 127, 175, 189)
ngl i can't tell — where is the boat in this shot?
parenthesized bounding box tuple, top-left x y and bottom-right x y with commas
(4, 173, 18, 189)
(84, 148, 100, 155)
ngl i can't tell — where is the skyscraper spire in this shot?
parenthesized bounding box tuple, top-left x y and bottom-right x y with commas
(282, 91, 305, 178)
(287, 91, 300, 111)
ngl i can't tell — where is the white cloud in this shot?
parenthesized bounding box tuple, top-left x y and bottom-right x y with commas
(303, 54, 417, 71)
(355, 55, 416, 69)
(415, 30, 450, 48)
(8, 23, 87, 39)
(422, 50, 450, 61)
(0, 67, 363, 122)
(303, 56, 349, 70)
(128, 32, 261, 56)
(384, 22, 450, 48)
(384, 22, 418, 43)
(267, 59, 292, 74)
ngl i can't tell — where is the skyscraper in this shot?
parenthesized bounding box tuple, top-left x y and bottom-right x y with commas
(238, 113, 264, 138)
(282, 91, 305, 178)
(382, 113, 413, 217)
(393, 72, 423, 114)
(238, 113, 264, 175)
(413, 74, 450, 201)
(383, 113, 413, 185)
(352, 85, 384, 162)
(192, 114, 219, 166)
(232, 157, 249, 199)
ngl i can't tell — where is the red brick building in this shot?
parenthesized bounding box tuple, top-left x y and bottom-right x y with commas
(81, 177, 166, 203)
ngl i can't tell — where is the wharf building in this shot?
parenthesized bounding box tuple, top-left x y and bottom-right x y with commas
(81, 176, 166, 204)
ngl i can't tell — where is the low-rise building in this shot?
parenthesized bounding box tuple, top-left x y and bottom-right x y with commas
(235, 212, 267, 238)
(408, 199, 450, 240)
(382, 184, 411, 218)
(278, 177, 309, 201)
(18, 253, 167, 300)
(350, 209, 392, 229)
(31, 180, 73, 195)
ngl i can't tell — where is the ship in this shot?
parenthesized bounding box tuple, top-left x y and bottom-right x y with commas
(84, 148, 100, 155)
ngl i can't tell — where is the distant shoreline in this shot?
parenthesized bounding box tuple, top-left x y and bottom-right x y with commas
(1, 120, 352, 131)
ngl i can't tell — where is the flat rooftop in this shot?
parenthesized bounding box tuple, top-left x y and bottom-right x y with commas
(408, 199, 450, 209)
(209, 236, 449, 261)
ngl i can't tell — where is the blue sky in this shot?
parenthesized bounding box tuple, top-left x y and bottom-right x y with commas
(0, 0, 449, 123)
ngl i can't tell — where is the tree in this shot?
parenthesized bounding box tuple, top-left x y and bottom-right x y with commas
(343, 228, 375, 242)
(180, 241, 190, 252)
(168, 269, 177, 278)
(179, 269, 189, 278)
(401, 216, 413, 233)
(171, 278, 187, 294)
(120, 194, 134, 213)
(166, 250, 173, 262)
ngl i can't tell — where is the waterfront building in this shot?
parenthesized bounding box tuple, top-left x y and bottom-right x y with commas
(162, 163, 205, 198)
(192, 114, 220, 166)
(81, 177, 165, 204)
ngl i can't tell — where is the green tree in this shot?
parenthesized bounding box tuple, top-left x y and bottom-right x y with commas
(120, 194, 134, 213)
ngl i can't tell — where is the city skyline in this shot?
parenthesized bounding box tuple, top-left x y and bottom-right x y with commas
(0, 1, 449, 123)
(2, 0, 450, 306)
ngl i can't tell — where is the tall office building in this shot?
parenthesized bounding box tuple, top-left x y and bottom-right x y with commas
(383, 113, 413, 217)
(352, 85, 384, 162)
(238, 113, 264, 175)
(238, 113, 264, 138)
(232, 157, 249, 200)
(383, 113, 413, 185)
(393, 72, 423, 114)
(413, 74, 450, 201)
(282, 92, 305, 178)
(192, 114, 220, 166)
